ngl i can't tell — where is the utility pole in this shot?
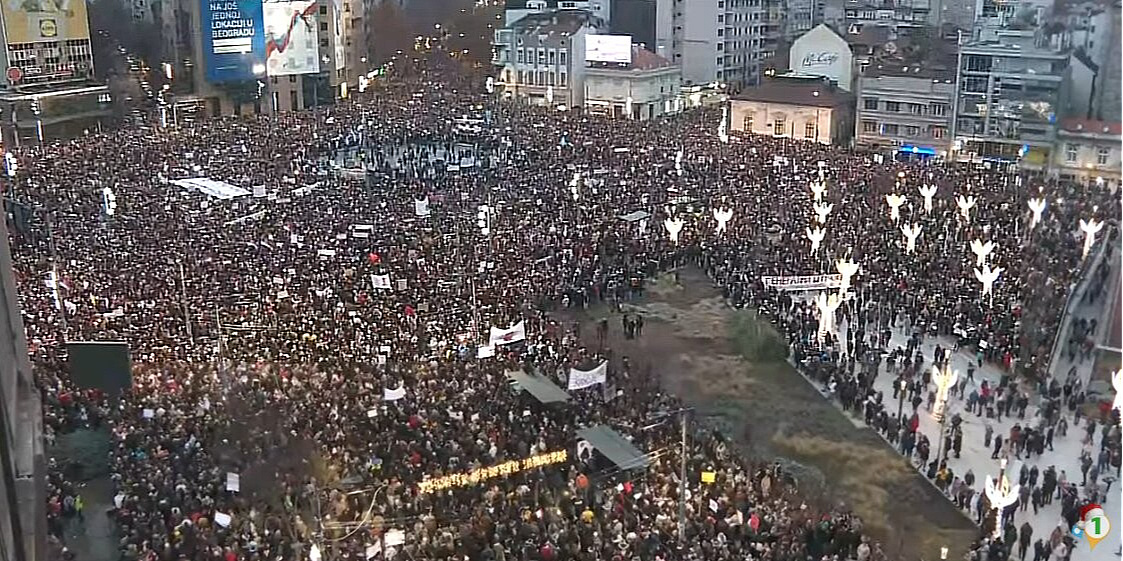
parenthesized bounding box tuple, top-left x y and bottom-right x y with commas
(178, 261, 192, 342)
(678, 408, 688, 544)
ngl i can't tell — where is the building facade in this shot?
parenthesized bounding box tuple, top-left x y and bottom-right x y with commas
(650, 0, 781, 88)
(855, 67, 955, 154)
(160, 0, 361, 117)
(493, 10, 602, 107)
(787, 24, 854, 91)
(950, 31, 1069, 163)
(0, 0, 111, 143)
(1051, 118, 1122, 183)
(730, 78, 854, 144)
(584, 45, 681, 118)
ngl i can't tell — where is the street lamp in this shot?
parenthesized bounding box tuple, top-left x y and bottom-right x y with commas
(896, 378, 908, 421)
(985, 458, 1019, 538)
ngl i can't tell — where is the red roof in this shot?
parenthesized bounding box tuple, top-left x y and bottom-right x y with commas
(1059, 118, 1122, 135)
(630, 47, 674, 70)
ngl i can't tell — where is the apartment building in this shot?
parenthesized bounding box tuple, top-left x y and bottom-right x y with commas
(1052, 118, 1121, 183)
(855, 64, 955, 154)
(492, 9, 603, 106)
(950, 29, 1070, 163)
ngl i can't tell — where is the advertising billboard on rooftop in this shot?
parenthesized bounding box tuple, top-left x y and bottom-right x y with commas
(585, 34, 632, 64)
(263, 0, 320, 76)
(201, 0, 267, 83)
(1, 0, 91, 44)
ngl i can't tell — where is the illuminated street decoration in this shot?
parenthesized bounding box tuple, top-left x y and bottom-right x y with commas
(985, 467, 1019, 538)
(1112, 370, 1123, 411)
(885, 194, 906, 222)
(815, 290, 842, 342)
(806, 226, 825, 255)
(918, 184, 937, 214)
(813, 201, 833, 224)
(418, 450, 568, 494)
(664, 217, 685, 243)
(675, 149, 684, 176)
(956, 195, 976, 222)
(901, 223, 921, 254)
(1027, 198, 1046, 229)
(931, 363, 959, 422)
(836, 258, 859, 294)
(1079, 218, 1103, 259)
(974, 263, 1003, 297)
(970, 239, 995, 266)
(718, 105, 729, 143)
(713, 207, 733, 234)
(810, 181, 826, 202)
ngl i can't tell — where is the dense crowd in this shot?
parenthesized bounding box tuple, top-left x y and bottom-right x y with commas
(5, 58, 1118, 561)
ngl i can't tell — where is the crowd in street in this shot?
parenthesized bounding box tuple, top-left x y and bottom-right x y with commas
(5, 57, 1119, 561)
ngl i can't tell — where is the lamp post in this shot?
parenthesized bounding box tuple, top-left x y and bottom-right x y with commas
(985, 458, 1019, 538)
(896, 378, 907, 421)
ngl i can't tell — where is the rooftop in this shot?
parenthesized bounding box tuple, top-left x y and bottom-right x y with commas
(863, 63, 955, 80)
(510, 9, 595, 34)
(732, 79, 852, 108)
(1059, 118, 1122, 135)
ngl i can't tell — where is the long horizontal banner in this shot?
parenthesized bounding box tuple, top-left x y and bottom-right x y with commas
(761, 274, 842, 291)
(418, 450, 567, 494)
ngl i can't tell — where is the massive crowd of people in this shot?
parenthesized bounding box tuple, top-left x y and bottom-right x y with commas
(5, 57, 1118, 561)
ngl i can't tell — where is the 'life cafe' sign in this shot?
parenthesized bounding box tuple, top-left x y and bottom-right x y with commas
(801, 52, 840, 69)
(417, 450, 568, 494)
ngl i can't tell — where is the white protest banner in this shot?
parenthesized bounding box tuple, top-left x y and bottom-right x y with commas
(317, 249, 337, 258)
(385, 529, 406, 547)
(414, 198, 431, 217)
(760, 274, 842, 291)
(371, 274, 392, 290)
(142, 408, 155, 419)
(384, 386, 406, 401)
(214, 512, 232, 527)
(567, 361, 608, 390)
(253, 184, 266, 198)
(366, 408, 379, 418)
(488, 320, 526, 346)
(477, 344, 496, 359)
(365, 543, 381, 560)
(225, 472, 240, 492)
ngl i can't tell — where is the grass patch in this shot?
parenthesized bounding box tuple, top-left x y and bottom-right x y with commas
(729, 309, 789, 363)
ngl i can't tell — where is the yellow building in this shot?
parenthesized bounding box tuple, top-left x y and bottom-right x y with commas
(730, 78, 854, 145)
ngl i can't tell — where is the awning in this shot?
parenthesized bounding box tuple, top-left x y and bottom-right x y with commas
(576, 425, 650, 470)
(507, 370, 571, 404)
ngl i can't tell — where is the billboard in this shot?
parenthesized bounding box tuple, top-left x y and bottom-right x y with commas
(331, 0, 344, 70)
(586, 34, 632, 64)
(263, 0, 320, 76)
(1, 0, 91, 43)
(201, 0, 267, 83)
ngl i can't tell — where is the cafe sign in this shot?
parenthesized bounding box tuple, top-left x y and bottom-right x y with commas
(801, 52, 840, 69)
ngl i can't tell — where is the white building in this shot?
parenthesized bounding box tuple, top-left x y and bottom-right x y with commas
(730, 78, 854, 144)
(584, 46, 682, 119)
(652, 0, 781, 88)
(787, 24, 855, 91)
(493, 10, 604, 107)
(1052, 118, 1122, 184)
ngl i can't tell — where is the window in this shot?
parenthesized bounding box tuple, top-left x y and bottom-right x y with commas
(1097, 147, 1109, 165)
(883, 123, 899, 135)
(538, 49, 546, 64)
(320, 22, 328, 32)
(548, 49, 556, 64)
(1066, 143, 1078, 163)
(743, 114, 754, 131)
(559, 50, 567, 65)
(805, 122, 816, 139)
(930, 103, 948, 116)
(862, 120, 877, 133)
(930, 126, 946, 139)
(319, 4, 326, 14)
(517, 48, 525, 64)
(904, 125, 919, 137)
(559, 72, 567, 86)
(773, 117, 785, 135)
(909, 103, 923, 114)
(885, 101, 901, 112)
(864, 98, 878, 110)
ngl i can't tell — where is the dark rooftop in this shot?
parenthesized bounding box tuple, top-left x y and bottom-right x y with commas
(733, 79, 853, 108)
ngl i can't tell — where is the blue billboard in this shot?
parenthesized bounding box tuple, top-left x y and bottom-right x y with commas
(201, 0, 267, 83)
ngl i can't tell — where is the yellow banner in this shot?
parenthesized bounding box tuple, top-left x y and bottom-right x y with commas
(418, 450, 568, 494)
(2, 0, 91, 44)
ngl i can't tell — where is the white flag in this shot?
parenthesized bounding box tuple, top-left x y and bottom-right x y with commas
(488, 320, 526, 346)
(214, 512, 232, 527)
(371, 274, 392, 290)
(225, 472, 240, 492)
(567, 361, 608, 390)
(414, 197, 430, 217)
(477, 345, 496, 359)
(384, 386, 406, 401)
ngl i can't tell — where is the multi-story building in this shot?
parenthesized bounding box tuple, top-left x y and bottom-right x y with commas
(950, 30, 1070, 163)
(1052, 118, 1122, 183)
(855, 64, 955, 155)
(0, 0, 112, 143)
(730, 76, 854, 144)
(492, 9, 604, 106)
(159, 0, 358, 117)
(584, 44, 681, 118)
(843, 0, 933, 28)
